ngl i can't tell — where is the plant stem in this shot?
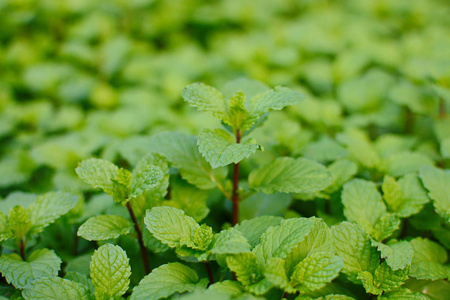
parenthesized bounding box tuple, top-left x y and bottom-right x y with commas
(19, 239, 26, 261)
(282, 291, 289, 299)
(232, 130, 241, 226)
(126, 202, 150, 274)
(203, 261, 214, 286)
(439, 97, 446, 119)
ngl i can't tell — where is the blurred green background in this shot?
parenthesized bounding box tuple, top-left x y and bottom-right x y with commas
(0, 0, 449, 196)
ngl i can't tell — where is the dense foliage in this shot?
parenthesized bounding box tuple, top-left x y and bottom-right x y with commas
(0, 0, 449, 299)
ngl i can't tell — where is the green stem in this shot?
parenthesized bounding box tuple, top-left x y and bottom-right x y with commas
(232, 130, 241, 226)
(126, 202, 151, 274)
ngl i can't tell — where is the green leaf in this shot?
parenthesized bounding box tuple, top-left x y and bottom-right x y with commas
(0, 192, 36, 215)
(27, 192, 78, 234)
(358, 262, 409, 295)
(302, 137, 348, 163)
(130, 165, 163, 199)
(239, 192, 291, 220)
(372, 213, 401, 241)
(22, 277, 90, 300)
(264, 257, 294, 293)
(384, 152, 434, 177)
(76, 158, 119, 196)
(192, 224, 213, 251)
(254, 218, 314, 267)
(222, 78, 269, 100)
(131, 262, 208, 300)
(419, 166, 450, 222)
(144, 206, 199, 248)
(373, 241, 413, 271)
(227, 91, 250, 131)
(8, 205, 31, 239)
(382, 176, 404, 213)
(226, 252, 262, 286)
(209, 228, 251, 255)
(182, 82, 228, 121)
(409, 237, 448, 280)
(336, 129, 380, 169)
(134, 153, 170, 200)
(64, 271, 94, 297)
(341, 179, 386, 236)
(249, 157, 331, 194)
(90, 243, 131, 300)
(291, 252, 343, 293)
(380, 288, 427, 300)
(77, 215, 132, 241)
(198, 129, 261, 168)
(110, 168, 132, 203)
(0, 212, 12, 242)
(148, 132, 227, 189)
(0, 249, 61, 289)
(235, 216, 283, 248)
(331, 222, 379, 282)
(325, 159, 358, 193)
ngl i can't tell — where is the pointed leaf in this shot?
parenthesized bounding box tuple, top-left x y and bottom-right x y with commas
(373, 241, 413, 271)
(8, 205, 31, 239)
(76, 158, 118, 195)
(22, 277, 89, 300)
(226, 252, 262, 286)
(419, 166, 450, 222)
(410, 237, 448, 280)
(249, 86, 305, 118)
(182, 82, 228, 121)
(77, 215, 132, 241)
(235, 216, 283, 248)
(209, 228, 251, 255)
(129, 165, 163, 199)
(0, 212, 12, 242)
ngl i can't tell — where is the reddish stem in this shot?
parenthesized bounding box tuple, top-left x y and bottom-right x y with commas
(232, 130, 241, 226)
(19, 239, 26, 261)
(126, 202, 151, 274)
(203, 261, 214, 286)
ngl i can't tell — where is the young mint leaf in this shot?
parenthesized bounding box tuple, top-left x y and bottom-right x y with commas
(358, 262, 409, 295)
(409, 237, 449, 280)
(331, 222, 379, 282)
(134, 153, 169, 200)
(396, 174, 429, 217)
(249, 157, 330, 194)
(325, 159, 358, 193)
(192, 224, 213, 251)
(209, 228, 251, 255)
(382, 175, 404, 212)
(372, 213, 400, 242)
(379, 288, 427, 300)
(90, 243, 131, 300)
(227, 92, 250, 131)
(144, 206, 199, 248)
(148, 132, 228, 189)
(383, 152, 434, 177)
(8, 205, 31, 239)
(418, 166, 450, 222)
(254, 218, 314, 267)
(0, 212, 12, 242)
(76, 158, 118, 196)
(182, 82, 228, 122)
(226, 252, 262, 286)
(302, 137, 348, 163)
(198, 128, 261, 168)
(77, 215, 132, 241)
(0, 249, 61, 289)
(0, 192, 36, 215)
(129, 165, 163, 199)
(264, 257, 294, 293)
(341, 179, 386, 236)
(291, 252, 343, 293)
(64, 271, 95, 297)
(110, 168, 132, 203)
(235, 216, 283, 248)
(336, 129, 380, 169)
(27, 191, 78, 234)
(131, 262, 208, 300)
(372, 241, 413, 271)
(22, 277, 90, 300)
(222, 78, 269, 100)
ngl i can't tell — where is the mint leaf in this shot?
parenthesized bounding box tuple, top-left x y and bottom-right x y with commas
(144, 206, 199, 248)
(235, 216, 283, 248)
(198, 128, 261, 168)
(419, 166, 450, 222)
(372, 213, 400, 242)
(165, 181, 210, 222)
(0, 249, 61, 289)
(380, 288, 427, 299)
(77, 215, 132, 241)
(22, 277, 89, 300)
(134, 153, 170, 200)
(27, 191, 78, 234)
(249, 157, 330, 194)
(0, 212, 12, 242)
(373, 241, 413, 271)
(302, 137, 348, 163)
(384, 152, 434, 177)
(90, 243, 131, 300)
(226, 252, 262, 286)
(331, 222, 379, 282)
(410, 237, 449, 280)
(291, 252, 343, 293)
(254, 218, 314, 267)
(358, 263, 409, 295)
(209, 228, 251, 255)
(8, 205, 31, 239)
(148, 132, 227, 189)
(396, 174, 429, 217)
(76, 158, 118, 196)
(129, 165, 163, 199)
(192, 224, 213, 251)
(325, 159, 358, 193)
(131, 262, 208, 300)
(182, 82, 228, 121)
(337, 129, 380, 169)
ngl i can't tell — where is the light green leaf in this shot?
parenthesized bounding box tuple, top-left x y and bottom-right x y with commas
(325, 159, 358, 193)
(90, 243, 131, 300)
(336, 129, 380, 169)
(134, 153, 170, 200)
(22, 277, 89, 300)
(77, 215, 132, 241)
(209, 228, 251, 255)
(165, 181, 210, 222)
(227, 91, 250, 131)
(358, 263, 409, 295)
(198, 129, 261, 168)
(0, 212, 12, 242)
(249, 86, 305, 119)
(148, 132, 227, 189)
(249, 157, 331, 194)
(0, 192, 36, 215)
(254, 218, 314, 267)
(144, 206, 199, 248)
(130, 165, 163, 199)
(27, 192, 78, 234)
(110, 168, 132, 203)
(383, 176, 404, 213)
(410, 237, 448, 280)
(302, 137, 348, 163)
(226, 252, 262, 286)
(182, 82, 228, 121)
(419, 166, 450, 222)
(222, 78, 269, 100)
(264, 257, 293, 292)
(380, 288, 427, 300)
(0, 249, 61, 289)
(8, 205, 31, 239)
(372, 214, 401, 241)
(192, 224, 213, 251)
(131, 262, 208, 300)
(331, 222, 379, 282)
(76, 158, 118, 196)
(384, 152, 434, 177)
(64, 271, 94, 297)
(341, 179, 386, 235)
(235, 216, 283, 248)
(291, 252, 343, 293)
(373, 241, 413, 271)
